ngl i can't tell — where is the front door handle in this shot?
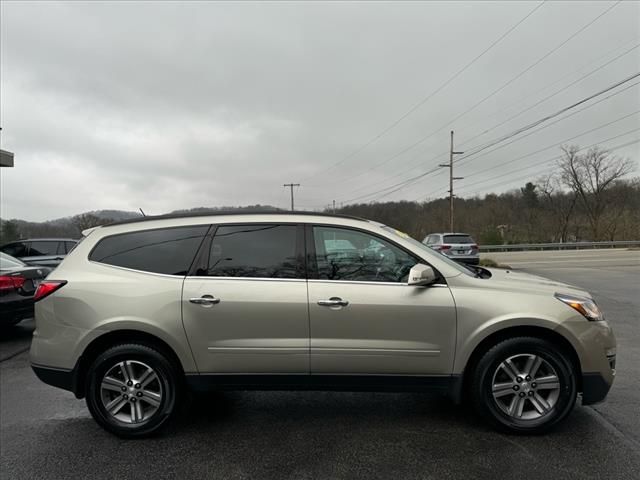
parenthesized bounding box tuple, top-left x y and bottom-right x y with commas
(318, 297, 349, 307)
(189, 295, 221, 306)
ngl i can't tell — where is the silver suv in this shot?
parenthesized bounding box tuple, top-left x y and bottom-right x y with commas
(30, 213, 616, 437)
(423, 233, 479, 265)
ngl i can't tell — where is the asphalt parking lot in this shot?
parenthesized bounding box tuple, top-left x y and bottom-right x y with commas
(1, 249, 639, 480)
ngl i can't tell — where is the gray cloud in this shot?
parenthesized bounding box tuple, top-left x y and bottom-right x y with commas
(1, 0, 639, 220)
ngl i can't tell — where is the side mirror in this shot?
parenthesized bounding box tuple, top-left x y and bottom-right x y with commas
(408, 263, 438, 286)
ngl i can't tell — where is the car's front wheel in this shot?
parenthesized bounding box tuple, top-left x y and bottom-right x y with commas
(85, 343, 181, 438)
(471, 336, 577, 434)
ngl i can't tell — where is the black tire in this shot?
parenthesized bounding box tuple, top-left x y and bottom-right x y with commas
(470, 336, 577, 434)
(85, 343, 181, 438)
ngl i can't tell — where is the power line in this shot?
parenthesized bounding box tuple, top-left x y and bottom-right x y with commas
(299, 1, 546, 182)
(432, 127, 640, 198)
(457, 137, 640, 197)
(326, 0, 622, 189)
(340, 37, 640, 195)
(338, 79, 639, 205)
(455, 71, 640, 162)
(413, 119, 640, 201)
(456, 42, 640, 154)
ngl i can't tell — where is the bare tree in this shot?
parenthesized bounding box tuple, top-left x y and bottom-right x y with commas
(538, 173, 577, 242)
(71, 213, 108, 234)
(558, 145, 634, 241)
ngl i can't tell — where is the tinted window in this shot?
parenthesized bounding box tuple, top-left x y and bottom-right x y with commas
(90, 226, 208, 275)
(206, 224, 299, 278)
(313, 226, 417, 283)
(65, 241, 78, 253)
(29, 241, 59, 256)
(443, 234, 474, 244)
(1, 242, 29, 257)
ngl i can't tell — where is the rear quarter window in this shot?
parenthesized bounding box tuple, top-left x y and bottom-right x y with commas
(89, 226, 209, 275)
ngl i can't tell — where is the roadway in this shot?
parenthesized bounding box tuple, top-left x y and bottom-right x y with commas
(1, 249, 639, 479)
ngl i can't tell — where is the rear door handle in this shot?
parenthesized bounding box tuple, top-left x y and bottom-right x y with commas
(189, 295, 221, 306)
(318, 297, 349, 307)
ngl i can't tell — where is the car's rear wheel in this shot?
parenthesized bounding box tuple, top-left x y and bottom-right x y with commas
(470, 336, 577, 434)
(86, 343, 181, 438)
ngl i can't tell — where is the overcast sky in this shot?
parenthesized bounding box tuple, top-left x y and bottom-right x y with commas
(1, 0, 639, 221)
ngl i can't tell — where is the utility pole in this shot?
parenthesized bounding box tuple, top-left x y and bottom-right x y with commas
(283, 183, 300, 211)
(439, 131, 464, 232)
(332, 200, 336, 213)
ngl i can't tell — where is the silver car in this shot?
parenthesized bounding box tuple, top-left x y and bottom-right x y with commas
(423, 232, 479, 265)
(30, 213, 616, 437)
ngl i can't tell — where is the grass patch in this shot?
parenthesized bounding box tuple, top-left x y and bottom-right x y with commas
(479, 257, 512, 269)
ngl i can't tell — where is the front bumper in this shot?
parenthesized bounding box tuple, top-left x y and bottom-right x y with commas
(581, 372, 613, 405)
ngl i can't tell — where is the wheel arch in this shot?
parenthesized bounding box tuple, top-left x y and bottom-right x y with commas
(457, 325, 583, 403)
(72, 329, 186, 399)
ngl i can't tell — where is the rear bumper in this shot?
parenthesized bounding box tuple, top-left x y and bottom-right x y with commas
(582, 372, 614, 405)
(31, 363, 79, 396)
(0, 299, 34, 322)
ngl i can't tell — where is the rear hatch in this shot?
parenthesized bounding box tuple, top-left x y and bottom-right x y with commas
(442, 234, 478, 256)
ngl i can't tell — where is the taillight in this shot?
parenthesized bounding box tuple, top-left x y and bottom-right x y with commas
(0, 275, 27, 291)
(439, 245, 451, 250)
(34, 280, 67, 302)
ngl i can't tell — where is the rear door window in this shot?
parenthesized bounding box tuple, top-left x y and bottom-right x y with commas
(89, 226, 209, 275)
(205, 224, 301, 279)
(443, 234, 474, 244)
(1, 242, 29, 257)
(65, 241, 78, 253)
(29, 241, 59, 256)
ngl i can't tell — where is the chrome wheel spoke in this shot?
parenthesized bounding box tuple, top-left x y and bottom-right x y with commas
(500, 359, 520, 381)
(531, 393, 550, 414)
(141, 371, 158, 389)
(106, 396, 128, 415)
(535, 375, 560, 389)
(138, 367, 156, 387)
(101, 376, 125, 393)
(529, 356, 543, 378)
(515, 397, 526, 418)
(141, 390, 161, 407)
(492, 382, 515, 398)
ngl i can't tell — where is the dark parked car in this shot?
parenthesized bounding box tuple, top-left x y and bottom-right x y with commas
(0, 252, 52, 326)
(0, 238, 78, 267)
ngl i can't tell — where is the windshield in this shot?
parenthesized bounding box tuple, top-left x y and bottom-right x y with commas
(0, 252, 26, 269)
(379, 225, 475, 276)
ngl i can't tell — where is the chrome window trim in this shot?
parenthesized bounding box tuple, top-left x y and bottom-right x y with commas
(87, 260, 188, 279)
(308, 279, 449, 287)
(187, 276, 306, 283)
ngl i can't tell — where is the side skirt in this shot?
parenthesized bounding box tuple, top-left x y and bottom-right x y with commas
(185, 373, 462, 399)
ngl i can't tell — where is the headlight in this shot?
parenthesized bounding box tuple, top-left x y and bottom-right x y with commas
(554, 293, 604, 321)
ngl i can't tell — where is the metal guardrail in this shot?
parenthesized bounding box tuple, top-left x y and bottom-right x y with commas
(479, 240, 640, 252)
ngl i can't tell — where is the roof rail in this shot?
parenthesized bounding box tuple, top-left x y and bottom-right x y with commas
(105, 210, 367, 227)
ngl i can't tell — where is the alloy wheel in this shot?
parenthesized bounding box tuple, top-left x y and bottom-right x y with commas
(491, 353, 561, 421)
(99, 360, 164, 424)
